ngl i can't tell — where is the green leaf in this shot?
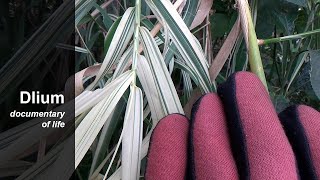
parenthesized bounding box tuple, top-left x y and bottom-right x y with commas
(309, 50, 320, 99)
(78, 14, 93, 26)
(144, 0, 213, 93)
(284, 0, 308, 7)
(256, 0, 299, 38)
(162, 0, 200, 75)
(182, 0, 200, 28)
(76, 0, 95, 25)
(93, 2, 114, 29)
(86, 8, 135, 90)
(210, 13, 230, 38)
(104, 17, 122, 56)
(273, 11, 297, 35)
(286, 52, 308, 93)
(175, 58, 199, 85)
(291, 56, 319, 103)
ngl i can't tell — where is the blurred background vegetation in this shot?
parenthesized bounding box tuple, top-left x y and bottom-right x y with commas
(0, 0, 73, 130)
(0, 0, 63, 65)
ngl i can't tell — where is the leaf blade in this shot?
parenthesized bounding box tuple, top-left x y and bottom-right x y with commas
(121, 86, 143, 180)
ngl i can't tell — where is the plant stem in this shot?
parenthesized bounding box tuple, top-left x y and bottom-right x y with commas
(259, 29, 320, 45)
(237, 0, 268, 89)
(132, 0, 141, 85)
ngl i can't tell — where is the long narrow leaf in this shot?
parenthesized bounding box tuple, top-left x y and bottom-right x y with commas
(75, 71, 134, 168)
(139, 27, 184, 115)
(86, 8, 135, 90)
(144, 0, 213, 93)
(89, 94, 128, 175)
(75, 70, 133, 116)
(121, 86, 143, 180)
(136, 55, 166, 124)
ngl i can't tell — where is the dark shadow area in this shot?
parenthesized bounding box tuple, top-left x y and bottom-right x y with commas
(0, 0, 75, 179)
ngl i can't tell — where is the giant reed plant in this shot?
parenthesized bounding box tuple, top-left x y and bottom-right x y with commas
(0, 0, 319, 179)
